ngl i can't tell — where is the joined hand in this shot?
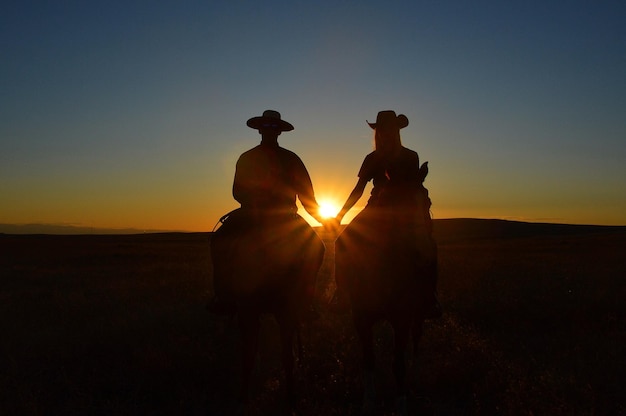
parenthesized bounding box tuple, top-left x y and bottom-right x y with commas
(322, 217, 341, 233)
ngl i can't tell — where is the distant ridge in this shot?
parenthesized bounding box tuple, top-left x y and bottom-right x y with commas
(2, 219, 624, 238)
(433, 218, 626, 243)
(0, 223, 184, 235)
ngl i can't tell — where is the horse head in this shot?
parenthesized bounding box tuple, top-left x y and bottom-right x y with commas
(417, 161, 429, 183)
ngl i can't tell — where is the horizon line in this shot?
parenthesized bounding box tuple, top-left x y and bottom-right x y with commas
(2, 218, 625, 235)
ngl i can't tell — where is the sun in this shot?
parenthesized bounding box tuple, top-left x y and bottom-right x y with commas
(318, 199, 340, 219)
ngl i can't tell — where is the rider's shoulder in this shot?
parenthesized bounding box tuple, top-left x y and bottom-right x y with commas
(275, 147, 306, 167)
(276, 146, 300, 157)
(400, 146, 418, 158)
(238, 146, 262, 159)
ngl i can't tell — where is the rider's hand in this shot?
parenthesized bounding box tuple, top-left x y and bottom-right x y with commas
(322, 217, 341, 233)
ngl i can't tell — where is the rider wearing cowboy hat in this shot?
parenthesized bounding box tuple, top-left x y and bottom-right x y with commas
(331, 110, 441, 318)
(209, 110, 326, 318)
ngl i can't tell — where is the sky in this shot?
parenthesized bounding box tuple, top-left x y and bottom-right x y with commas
(2, 0, 625, 232)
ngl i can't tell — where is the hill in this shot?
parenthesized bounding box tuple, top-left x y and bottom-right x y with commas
(432, 218, 626, 243)
(0, 223, 184, 235)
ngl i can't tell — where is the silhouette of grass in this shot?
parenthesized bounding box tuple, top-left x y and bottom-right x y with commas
(0, 221, 624, 415)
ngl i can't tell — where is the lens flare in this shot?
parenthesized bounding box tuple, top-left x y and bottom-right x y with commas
(319, 199, 340, 219)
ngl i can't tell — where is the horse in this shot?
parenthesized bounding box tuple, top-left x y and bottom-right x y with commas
(210, 209, 325, 412)
(334, 162, 436, 415)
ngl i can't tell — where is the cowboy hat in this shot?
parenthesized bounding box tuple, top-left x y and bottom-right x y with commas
(247, 110, 294, 132)
(367, 110, 409, 130)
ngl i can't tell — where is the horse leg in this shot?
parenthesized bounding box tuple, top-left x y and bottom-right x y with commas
(354, 315, 376, 415)
(301, 236, 325, 318)
(412, 318, 424, 357)
(277, 313, 298, 411)
(238, 312, 260, 407)
(409, 317, 425, 404)
(392, 320, 411, 416)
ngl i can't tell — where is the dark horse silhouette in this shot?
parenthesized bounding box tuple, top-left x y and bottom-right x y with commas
(335, 162, 436, 415)
(211, 210, 325, 411)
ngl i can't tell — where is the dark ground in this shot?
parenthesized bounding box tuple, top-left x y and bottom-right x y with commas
(1, 219, 625, 415)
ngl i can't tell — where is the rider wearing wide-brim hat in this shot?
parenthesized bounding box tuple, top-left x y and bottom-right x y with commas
(208, 110, 326, 318)
(331, 110, 441, 318)
(245, 109, 295, 132)
(232, 110, 323, 217)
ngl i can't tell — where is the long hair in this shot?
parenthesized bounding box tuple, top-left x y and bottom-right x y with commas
(374, 128, 402, 159)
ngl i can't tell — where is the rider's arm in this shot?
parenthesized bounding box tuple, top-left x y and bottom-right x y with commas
(335, 177, 368, 223)
(233, 152, 270, 208)
(232, 156, 251, 206)
(298, 173, 325, 224)
(292, 156, 325, 224)
(335, 153, 374, 223)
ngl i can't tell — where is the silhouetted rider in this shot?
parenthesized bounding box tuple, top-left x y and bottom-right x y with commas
(209, 110, 325, 317)
(330, 110, 441, 318)
(233, 115, 322, 219)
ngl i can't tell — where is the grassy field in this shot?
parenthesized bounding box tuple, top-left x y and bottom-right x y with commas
(1, 219, 625, 415)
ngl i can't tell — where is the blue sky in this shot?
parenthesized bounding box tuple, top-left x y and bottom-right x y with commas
(2, 1, 625, 231)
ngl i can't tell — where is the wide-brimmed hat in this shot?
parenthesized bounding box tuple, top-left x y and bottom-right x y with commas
(367, 110, 409, 130)
(247, 110, 294, 132)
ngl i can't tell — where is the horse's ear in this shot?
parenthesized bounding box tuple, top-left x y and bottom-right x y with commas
(418, 161, 429, 183)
